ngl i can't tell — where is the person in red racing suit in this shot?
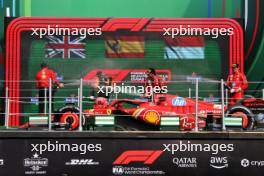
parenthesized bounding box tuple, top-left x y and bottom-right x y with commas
(36, 63, 64, 113)
(226, 63, 248, 106)
(144, 68, 165, 102)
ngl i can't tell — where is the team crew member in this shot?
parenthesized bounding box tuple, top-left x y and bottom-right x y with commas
(226, 63, 248, 105)
(35, 63, 64, 113)
(90, 71, 113, 99)
(144, 68, 164, 101)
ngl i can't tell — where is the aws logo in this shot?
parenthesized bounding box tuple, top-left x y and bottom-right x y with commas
(210, 156, 228, 169)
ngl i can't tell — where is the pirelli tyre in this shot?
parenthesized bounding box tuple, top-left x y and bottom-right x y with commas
(226, 105, 255, 130)
(58, 106, 86, 130)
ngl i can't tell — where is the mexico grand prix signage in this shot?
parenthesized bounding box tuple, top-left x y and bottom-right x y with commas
(5, 17, 244, 126)
(83, 69, 171, 83)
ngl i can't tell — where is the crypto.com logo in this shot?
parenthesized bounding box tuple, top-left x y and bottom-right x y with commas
(113, 150, 163, 165)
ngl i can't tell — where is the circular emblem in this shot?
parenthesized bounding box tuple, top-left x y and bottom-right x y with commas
(143, 110, 160, 125)
(241, 159, 250, 167)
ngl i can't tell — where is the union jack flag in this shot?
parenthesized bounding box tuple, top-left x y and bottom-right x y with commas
(45, 36, 86, 59)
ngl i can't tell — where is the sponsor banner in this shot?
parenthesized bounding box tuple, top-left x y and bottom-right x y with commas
(0, 139, 264, 175)
(83, 69, 171, 84)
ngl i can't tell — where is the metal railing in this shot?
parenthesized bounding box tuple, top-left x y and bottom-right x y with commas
(1, 79, 264, 131)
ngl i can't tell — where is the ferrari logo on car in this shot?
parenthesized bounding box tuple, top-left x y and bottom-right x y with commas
(107, 109, 112, 115)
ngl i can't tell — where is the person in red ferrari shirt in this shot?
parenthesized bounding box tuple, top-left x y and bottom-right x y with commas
(226, 63, 248, 106)
(144, 68, 164, 101)
(36, 63, 64, 113)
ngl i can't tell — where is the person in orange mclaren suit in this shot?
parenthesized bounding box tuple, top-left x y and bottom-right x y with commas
(226, 63, 248, 106)
(35, 63, 64, 113)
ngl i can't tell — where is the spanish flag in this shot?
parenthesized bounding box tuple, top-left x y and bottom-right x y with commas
(105, 36, 144, 58)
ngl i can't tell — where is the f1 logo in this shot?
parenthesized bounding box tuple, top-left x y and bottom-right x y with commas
(113, 150, 163, 165)
(101, 18, 149, 31)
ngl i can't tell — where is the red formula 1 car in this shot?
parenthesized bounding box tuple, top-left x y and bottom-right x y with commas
(55, 93, 257, 131)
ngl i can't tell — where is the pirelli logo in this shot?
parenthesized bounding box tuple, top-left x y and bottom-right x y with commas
(113, 150, 163, 165)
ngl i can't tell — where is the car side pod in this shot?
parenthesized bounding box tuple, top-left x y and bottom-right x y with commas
(90, 115, 115, 131)
(159, 116, 180, 131)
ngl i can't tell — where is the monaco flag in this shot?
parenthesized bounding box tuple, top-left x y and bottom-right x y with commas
(164, 36, 205, 59)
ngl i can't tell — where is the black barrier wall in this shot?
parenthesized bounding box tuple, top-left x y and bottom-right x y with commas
(0, 132, 264, 176)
